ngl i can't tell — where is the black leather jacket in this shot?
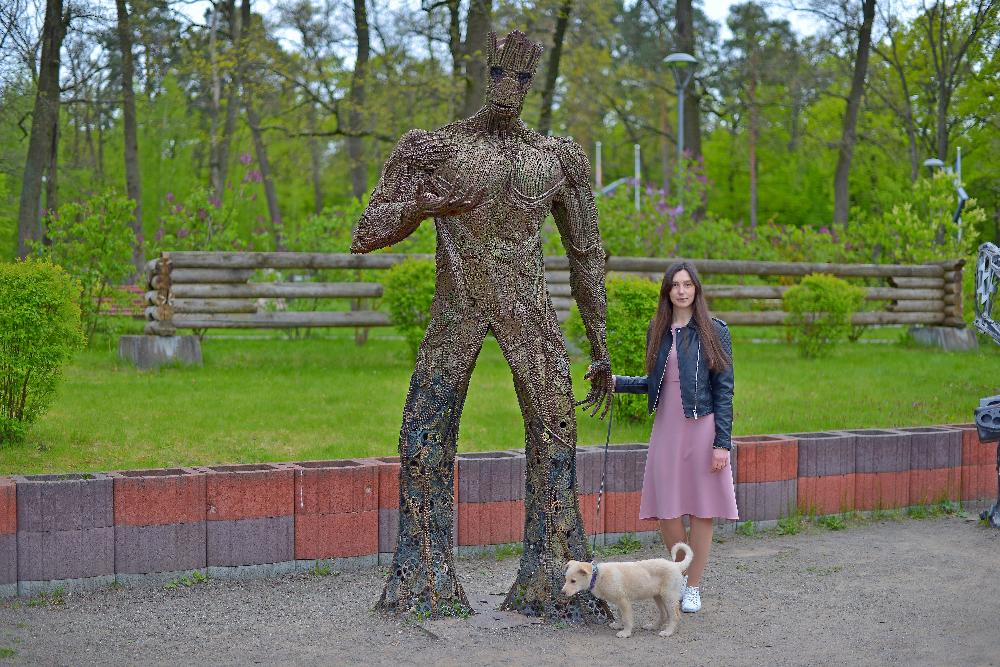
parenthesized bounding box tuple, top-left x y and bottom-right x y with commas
(614, 317, 734, 450)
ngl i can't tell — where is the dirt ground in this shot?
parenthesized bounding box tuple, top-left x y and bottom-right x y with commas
(1, 513, 998, 667)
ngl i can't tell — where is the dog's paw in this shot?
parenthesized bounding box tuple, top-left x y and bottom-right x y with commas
(616, 629, 633, 639)
(658, 628, 675, 637)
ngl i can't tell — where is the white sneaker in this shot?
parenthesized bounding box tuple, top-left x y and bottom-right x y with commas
(679, 575, 688, 602)
(681, 586, 701, 613)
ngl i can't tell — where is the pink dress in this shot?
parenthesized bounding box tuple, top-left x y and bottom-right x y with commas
(638, 329, 739, 521)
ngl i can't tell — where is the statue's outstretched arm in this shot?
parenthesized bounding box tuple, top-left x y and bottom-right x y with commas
(351, 130, 485, 254)
(552, 139, 613, 419)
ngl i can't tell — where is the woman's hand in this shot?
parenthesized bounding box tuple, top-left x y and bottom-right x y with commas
(710, 448, 730, 473)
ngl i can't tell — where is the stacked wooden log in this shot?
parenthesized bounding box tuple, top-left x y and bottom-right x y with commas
(145, 252, 965, 335)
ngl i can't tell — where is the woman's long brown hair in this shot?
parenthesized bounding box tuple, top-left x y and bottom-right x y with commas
(645, 261, 731, 374)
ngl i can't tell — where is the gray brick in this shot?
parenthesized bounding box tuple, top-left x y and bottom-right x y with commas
(844, 429, 911, 473)
(17, 527, 114, 581)
(897, 427, 962, 470)
(0, 533, 14, 585)
(735, 479, 797, 522)
(206, 516, 293, 567)
(606, 444, 647, 493)
(15, 474, 113, 532)
(378, 508, 399, 553)
(787, 432, 857, 477)
(115, 522, 207, 575)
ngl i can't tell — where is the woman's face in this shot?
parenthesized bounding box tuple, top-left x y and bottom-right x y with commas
(669, 269, 696, 310)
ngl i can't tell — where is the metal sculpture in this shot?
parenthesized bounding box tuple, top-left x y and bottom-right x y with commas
(973, 242, 1000, 527)
(352, 30, 613, 620)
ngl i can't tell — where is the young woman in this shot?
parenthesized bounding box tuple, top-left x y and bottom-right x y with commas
(613, 261, 738, 613)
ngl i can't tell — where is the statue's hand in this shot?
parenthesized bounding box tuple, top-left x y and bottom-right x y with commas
(397, 131, 458, 169)
(414, 172, 488, 218)
(575, 358, 613, 420)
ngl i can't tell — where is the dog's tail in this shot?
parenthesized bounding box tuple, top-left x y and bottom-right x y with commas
(671, 542, 694, 573)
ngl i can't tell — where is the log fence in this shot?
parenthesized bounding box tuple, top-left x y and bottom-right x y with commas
(143, 252, 965, 335)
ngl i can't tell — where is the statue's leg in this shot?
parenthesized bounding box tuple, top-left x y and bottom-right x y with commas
(377, 312, 487, 617)
(492, 315, 612, 623)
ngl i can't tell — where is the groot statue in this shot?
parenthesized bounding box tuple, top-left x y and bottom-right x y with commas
(352, 30, 613, 621)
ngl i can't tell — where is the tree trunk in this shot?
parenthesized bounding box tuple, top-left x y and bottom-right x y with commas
(116, 0, 144, 274)
(240, 0, 283, 250)
(217, 0, 240, 196)
(832, 0, 876, 225)
(537, 0, 572, 137)
(208, 2, 224, 196)
(674, 0, 702, 160)
(17, 0, 66, 257)
(748, 74, 759, 229)
(348, 0, 369, 200)
(307, 103, 324, 214)
(460, 0, 492, 118)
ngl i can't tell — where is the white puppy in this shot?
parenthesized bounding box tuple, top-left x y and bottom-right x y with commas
(562, 543, 693, 638)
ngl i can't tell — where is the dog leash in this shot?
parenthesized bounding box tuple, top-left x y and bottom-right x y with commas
(591, 396, 614, 555)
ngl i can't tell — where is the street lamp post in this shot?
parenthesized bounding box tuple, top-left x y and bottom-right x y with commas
(664, 52, 698, 167)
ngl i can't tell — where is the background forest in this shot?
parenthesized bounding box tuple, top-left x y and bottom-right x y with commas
(1, 0, 997, 267)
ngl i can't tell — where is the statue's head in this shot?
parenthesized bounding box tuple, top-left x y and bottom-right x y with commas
(485, 30, 544, 119)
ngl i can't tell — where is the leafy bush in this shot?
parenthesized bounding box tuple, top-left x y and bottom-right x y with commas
(383, 259, 436, 358)
(783, 274, 866, 358)
(34, 190, 137, 342)
(0, 259, 85, 445)
(565, 275, 659, 421)
(150, 187, 261, 255)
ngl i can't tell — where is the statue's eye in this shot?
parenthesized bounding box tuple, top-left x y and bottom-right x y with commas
(517, 71, 532, 85)
(490, 66, 503, 81)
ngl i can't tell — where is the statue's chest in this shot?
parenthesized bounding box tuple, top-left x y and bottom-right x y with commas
(448, 142, 565, 211)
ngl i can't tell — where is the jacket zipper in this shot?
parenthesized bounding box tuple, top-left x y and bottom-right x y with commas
(693, 336, 700, 420)
(651, 337, 670, 414)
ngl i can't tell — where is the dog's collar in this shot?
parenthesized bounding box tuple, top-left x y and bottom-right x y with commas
(588, 562, 599, 592)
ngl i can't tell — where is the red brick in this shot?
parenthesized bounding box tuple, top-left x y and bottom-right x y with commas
(578, 493, 604, 537)
(294, 511, 378, 558)
(458, 503, 487, 546)
(483, 500, 520, 544)
(111, 468, 205, 527)
(605, 491, 652, 534)
(734, 437, 797, 483)
(961, 464, 999, 501)
(293, 461, 378, 516)
(909, 467, 962, 505)
(855, 471, 909, 511)
(204, 464, 293, 521)
(964, 433, 998, 467)
(797, 475, 856, 515)
(374, 457, 400, 510)
(0, 478, 14, 535)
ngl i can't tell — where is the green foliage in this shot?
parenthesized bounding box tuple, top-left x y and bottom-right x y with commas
(565, 275, 660, 421)
(0, 259, 85, 445)
(784, 274, 866, 358)
(817, 514, 846, 531)
(151, 187, 260, 255)
(776, 514, 803, 535)
(736, 520, 756, 536)
(285, 200, 364, 254)
(383, 259, 436, 358)
(32, 191, 136, 343)
(596, 533, 643, 556)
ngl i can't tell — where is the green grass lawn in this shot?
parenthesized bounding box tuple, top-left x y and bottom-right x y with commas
(2, 326, 997, 474)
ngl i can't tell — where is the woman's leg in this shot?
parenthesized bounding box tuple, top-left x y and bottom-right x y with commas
(658, 518, 688, 557)
(686, 517, 714, 586)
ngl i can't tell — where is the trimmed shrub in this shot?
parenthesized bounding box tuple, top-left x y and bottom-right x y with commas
(566, 275, 660, 421)
(783, 273, 865, 358)
(34, 190, 137, 342)
(383, 258, 436, 358)
(0, 259, 86, 445)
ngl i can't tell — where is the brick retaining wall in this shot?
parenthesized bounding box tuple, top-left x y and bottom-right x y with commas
(2, 423, 996, 596)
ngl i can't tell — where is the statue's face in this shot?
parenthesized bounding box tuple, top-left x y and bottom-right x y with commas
(486, 64, 534, 119)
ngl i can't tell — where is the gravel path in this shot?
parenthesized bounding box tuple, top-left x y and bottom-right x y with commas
(2, 514, 998, 666)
